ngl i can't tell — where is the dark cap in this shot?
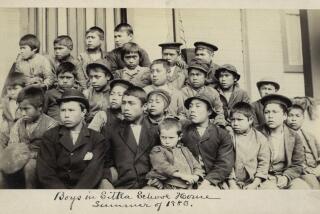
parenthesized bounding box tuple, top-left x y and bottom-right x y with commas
(194, 41, 218, 52)
(57, 88, 89, 110)
(159, 42, 183, 51)
(184, 92, 217, 118)
(256, 77, 280, 91)
(261, 94, 292, 109)
(215, 64, 240, 81)
(86, 59, 114, 80)
(147, 89, 171, 109)
(188, 58, 210, 75)
(110, 79, 134, 90)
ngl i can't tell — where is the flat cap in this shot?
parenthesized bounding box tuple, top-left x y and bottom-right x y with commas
(184, 92, 217, 118)
(215, 64, 240, 81)
(57, 88, 89, 110)
(261, 94, 292, 109)
(86, 59, 114, 80)
(159, 42, 183, 50)
(194, 41, 218, 52)
(256, 76, 280, 91)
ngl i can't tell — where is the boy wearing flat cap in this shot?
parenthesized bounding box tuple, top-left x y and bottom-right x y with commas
(215, 64, 250, 121)
(37, 89, 112, 189)
(194, 41, 220, 88)
(252, 77, 280, 127)
(182, 58, 226, 126)
(159, 42, 187, 90)
(83, 59, 114, 123)
(258, 94, 310, 189)
(89, 79, 133, 132)
(181, 91, 234, 189)
(146, 89, 172, 125)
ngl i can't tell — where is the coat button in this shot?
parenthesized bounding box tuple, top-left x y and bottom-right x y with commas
(68, 170, 71, 173)
(70, 153, 74, 156)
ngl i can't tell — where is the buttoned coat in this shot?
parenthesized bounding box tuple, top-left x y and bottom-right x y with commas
(36, 125, 109, 189)
(103, 117, 160, 189)
(181, 122, 234, 185)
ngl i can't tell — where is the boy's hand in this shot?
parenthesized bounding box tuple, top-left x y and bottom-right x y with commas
(147, 178, 164, 189)
(244, 183, 258, 190)
(192, 175, 200, 183)
(180, 174, 196, 184)
(228, 180, 240, 190)
(276, 175, 289, 188)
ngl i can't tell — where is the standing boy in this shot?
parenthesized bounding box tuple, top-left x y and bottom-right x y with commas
(228, 102, 270, 189)
(252, 77, 280, 127)
(182, 92, 234, 189)
(37, 89, 110, 189)
(106, 23, 151, 71)
(103, 86, 160, 189)
(14, 34, 55, 90)
(159, 42, 187, 89)
(146, 117, 204, 189)
(116, 42, 151, 87)
(286, 104, 320, 189)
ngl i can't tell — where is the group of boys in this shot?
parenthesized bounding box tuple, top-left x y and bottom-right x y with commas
(0, 22, 319, 190)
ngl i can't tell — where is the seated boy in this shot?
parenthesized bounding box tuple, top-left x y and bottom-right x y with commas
(47, 35, 86, 89)
(1, 86, 58, 188)
(78, 26, 108, 81)
(143, 59, 185, 118)
(181, 58, 226, 126)
(181, 92, 234, 189)
(227, 102, 270, 190)
(14, 34, 55, 90)
(146, 89, 171, 125)
(286, 104, 320, 189)
(89, 79, 133, 132)
(146, 117, 204, 189)
(44, 62, 78, 122)
(106, 23, 150, 72)
(37, 89, 111, 189)
(83, 59, 114, 123)
(0, 72, 25, 149)
(159, 42, 187, 89)
(258, 94, 310, 189)
(215, 64, 250, 121)
(252, 77, 280, 127)
(116, 42, 151, 87)
(102, 86, 160, 189)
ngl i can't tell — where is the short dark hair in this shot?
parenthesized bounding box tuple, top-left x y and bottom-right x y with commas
(114, 23, 134, 35)
(6, 72, 26, 87)
(86, 26, 105, 40)
(288, 104, 305, 115)
(17, 86, 44, 108)
(19, 34, 40, 53)
(150, 59, 170, 73)
(120, 42, 142, 62)
(123, 86, 147, 105)
(159, 117, 182, 136)
(230, 102, 255, 119)
(54, 35, 73, 50)
(56, 62, 77, 77)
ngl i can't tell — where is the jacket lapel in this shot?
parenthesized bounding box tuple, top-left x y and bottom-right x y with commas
(135, 118, 153, 161)
(73, 125, 91, 151)
(118, 121, 138, 154)
(58, 126, 75, 152)
(284, 126, 294, 166)
(301, 129, 318, 160)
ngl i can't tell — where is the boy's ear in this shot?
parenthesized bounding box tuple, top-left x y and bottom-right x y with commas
(142, 103, 148, 111)
(178, 133, 183, 141)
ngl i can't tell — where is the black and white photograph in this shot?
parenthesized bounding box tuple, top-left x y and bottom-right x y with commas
(0, 1, 319, 213)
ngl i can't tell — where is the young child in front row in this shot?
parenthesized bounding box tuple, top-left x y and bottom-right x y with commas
(116, 42, 151, 87)
(146, 117, 204, 189)
(1, 86, 58, 188)
(286, 104, 320, 189)
(227, 102, 270, 189)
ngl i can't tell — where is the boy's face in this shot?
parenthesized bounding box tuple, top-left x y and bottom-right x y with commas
(114, 31, 132, 48)
(60, 101, 86, 128)
(121, 95, 144, 122)
(218, 71, 236, 89)
(7, 85, 23, 100)
(57, 72, 75, 89)
(231, 112, 253, 134)
(264, 103, 286, 129)
(54, 44, 71, 60)
(162, 49, 179, 66)
(19, 100, 42, 123)
(286, 108, 304, 130)
(160, 128, 180, 148)
(150, 64, 168, 86)
(259, 84, 277, 98)
(123, 52, 140, 69)
(88, 69, 110, 91)
(86, 32, 102, 50)
(109, 85, 127, 109)
(195, 49, 212, 64)
(19, 45, 37, 60)
(147, 94, 166, 116)
(189, 69, 206, 89)
(188, 99, 211, 124)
